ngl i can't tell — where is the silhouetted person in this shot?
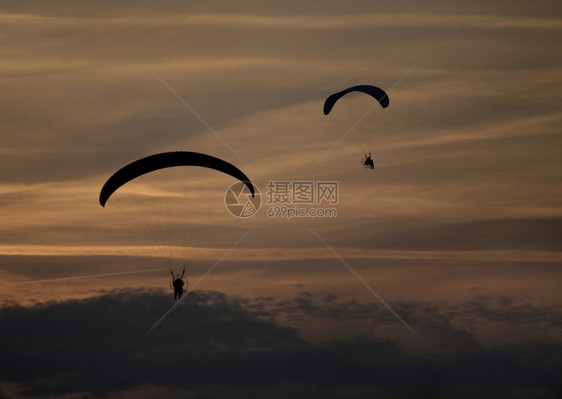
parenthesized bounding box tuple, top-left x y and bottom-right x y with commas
(173, 277, 184, 300)
(171, 268, 186, 300)
(363, 153, 374, 169)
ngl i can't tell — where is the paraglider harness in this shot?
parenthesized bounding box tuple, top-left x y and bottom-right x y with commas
(170, 268, 187, 300)
(363, 152, 375, 169)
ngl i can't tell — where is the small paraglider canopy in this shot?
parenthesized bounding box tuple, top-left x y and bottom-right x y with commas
(99, 151, 254, 207)
(323, 85, 389, 115)
(322, 85, 389, 170)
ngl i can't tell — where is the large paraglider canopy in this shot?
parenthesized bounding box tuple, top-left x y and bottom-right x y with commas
(99, 151, 254, 207)
(323, 85, 389, 115)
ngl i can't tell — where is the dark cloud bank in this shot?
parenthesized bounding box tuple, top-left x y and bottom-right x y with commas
(1, 290, 560, 398)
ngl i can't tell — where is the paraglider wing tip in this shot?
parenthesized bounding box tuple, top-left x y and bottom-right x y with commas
(381, 96, 390, 108)
(244, 181, 255, 197)
(99, 186, 110, 207)
(323, 96, 336, 115)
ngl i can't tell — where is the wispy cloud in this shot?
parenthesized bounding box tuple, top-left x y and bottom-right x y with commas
(2, 245, 560, 263)
(1, 13, 560, 31)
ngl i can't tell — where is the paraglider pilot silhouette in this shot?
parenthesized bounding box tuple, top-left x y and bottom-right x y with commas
(363, 152, 374, 169)
(171, 268, 186, 300)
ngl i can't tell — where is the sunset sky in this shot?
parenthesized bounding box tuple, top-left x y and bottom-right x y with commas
(1, 1, 561, 398)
